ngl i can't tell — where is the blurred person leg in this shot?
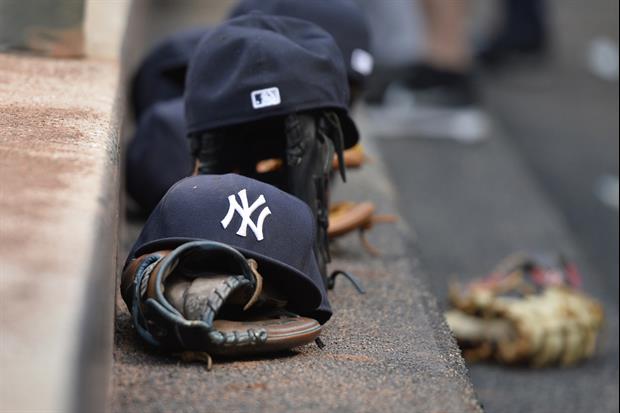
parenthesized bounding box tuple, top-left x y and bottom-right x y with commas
(367, 0, 489, 143)
(477, 0, 547, 67)
(423, 0, 472, 71)
(404, 0, 476, 106)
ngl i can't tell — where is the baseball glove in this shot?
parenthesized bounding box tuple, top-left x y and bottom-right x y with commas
(332, 143, 368, 170)
(328, 201, 397, 255)
(121, 240, 322, 369)
(190, 110, 347, 288)
(255, 143, 369, 174)
(445, 254, 604, 367)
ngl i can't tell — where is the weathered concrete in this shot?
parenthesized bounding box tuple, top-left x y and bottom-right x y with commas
(0, 53, 121, 412)
(0, 1, 128, 410)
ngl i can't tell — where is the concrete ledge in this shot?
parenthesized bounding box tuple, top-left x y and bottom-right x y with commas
(112, 127, 481, 412)
(0, 54, 121, 412)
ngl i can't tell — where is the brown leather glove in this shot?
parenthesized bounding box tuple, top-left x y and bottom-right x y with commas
(328, 201, 397, 255)
(121, 240, 321, 368)
(255, 143, 369, 174)
(332, 143, 367, 170)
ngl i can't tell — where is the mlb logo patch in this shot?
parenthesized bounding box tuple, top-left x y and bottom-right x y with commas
(251, 87, 281, 109)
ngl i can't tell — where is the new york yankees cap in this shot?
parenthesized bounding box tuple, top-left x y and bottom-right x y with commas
(126, 98, 192, 213)
(131, 27, 207, 119)
(184, 13, 359, 148)
(125, 173, 331, 323)
(229, 0, 374, 84)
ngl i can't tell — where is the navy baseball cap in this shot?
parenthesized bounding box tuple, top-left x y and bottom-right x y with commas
(185, 13, 359, 148)
(125, 174, 331, 323)
(131, 27, 207, 119)
(230, 0, 374, 84)
(125, 99, 192, 212)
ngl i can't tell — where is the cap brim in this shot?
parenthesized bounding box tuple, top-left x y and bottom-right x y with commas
(130, 237, 324, 318)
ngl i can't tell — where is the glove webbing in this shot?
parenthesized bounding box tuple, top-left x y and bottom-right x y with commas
(130, 241, 264, 350)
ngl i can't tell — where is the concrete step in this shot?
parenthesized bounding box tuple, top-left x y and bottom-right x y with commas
(0, 2, 128, 411)
(375, 103, 619, 412)
(0, 54, 120, 412)
(112, 135, 482, 413)
(113, 4, 481, 410)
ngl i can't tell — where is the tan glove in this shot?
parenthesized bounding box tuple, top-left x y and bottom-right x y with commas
(445, 254, 604, 367)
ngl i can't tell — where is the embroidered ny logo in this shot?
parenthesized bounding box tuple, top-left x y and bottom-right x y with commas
(221, 189, 272, 241)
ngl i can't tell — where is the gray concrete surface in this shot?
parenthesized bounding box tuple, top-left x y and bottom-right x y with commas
(379, 132, 619, 413)
(481, 0, 619, 295)
(112, 140, 482, 413)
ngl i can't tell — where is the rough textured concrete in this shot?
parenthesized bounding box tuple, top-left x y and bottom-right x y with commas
(0, 54, 121, 412)
(112, 137, 481, 412)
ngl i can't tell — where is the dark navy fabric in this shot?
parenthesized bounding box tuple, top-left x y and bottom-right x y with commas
(125, 99, 192, 212)
(230, 0, 372, 84)
(131, 27, 207, 119)
(125, 174, 331, 323)
(184, 13, 359, 148)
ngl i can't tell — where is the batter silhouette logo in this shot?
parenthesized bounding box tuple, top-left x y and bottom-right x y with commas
(221, 189, 272, 241)
(251, 87, 281, 109)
